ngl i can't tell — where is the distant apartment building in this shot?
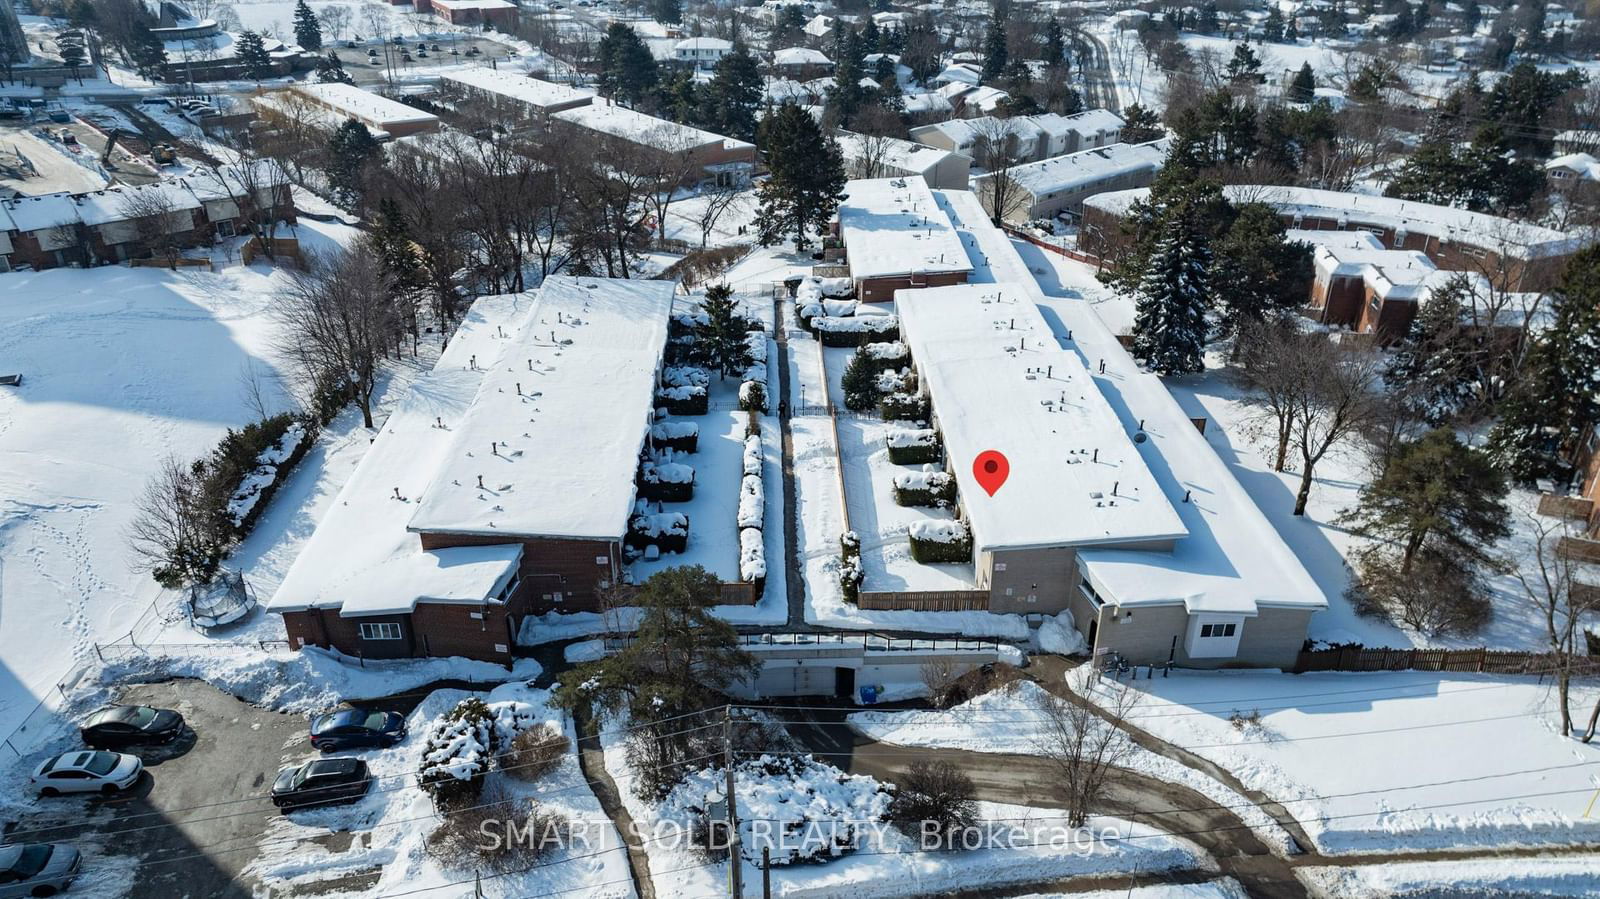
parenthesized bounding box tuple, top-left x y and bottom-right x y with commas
(437, 68, 596, 123)
(910, 110, 1126, 164)
(253, 82, 440, 140)
(975, 139, 1168, 222)
(550, 101, 756, 187)
(836, 130, 971, 190)
(413, 0, 517, 28)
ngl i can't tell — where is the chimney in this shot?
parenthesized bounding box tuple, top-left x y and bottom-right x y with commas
(1112, 481, 1119, 496)
(477, 475, 485, 489)
(1092, 448, 1098, 462)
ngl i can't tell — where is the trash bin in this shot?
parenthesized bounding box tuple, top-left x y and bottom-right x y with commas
(858, 684, 878, 705)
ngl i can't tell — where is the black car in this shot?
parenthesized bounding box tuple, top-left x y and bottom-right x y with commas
(270, 758, 371, 811)
(309, 708, 406, 751)
(80, 705, 184, 748)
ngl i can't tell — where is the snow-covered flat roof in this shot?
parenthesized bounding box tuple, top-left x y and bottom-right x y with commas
(896, 282, 1186, 552)
(552, 102, 753, 153)
(1060, 107, 1126, 135)
(268, 293, 536, 616)
(838, 177, 972, 281)
(1086, 185, 1582, 259)
(438, 67, 595, 111)
(406, 277, 676, 542)
(1308, 237, 1437, 300)
(774, 47, 831, 66)
(0, 192, 84, 233)
(836, 131, 962, 177)
(293, 82, 440, 128)
(986, 140, 1168, 198)
(430, 0, 515, 8)
(931, 188, 1326, 614)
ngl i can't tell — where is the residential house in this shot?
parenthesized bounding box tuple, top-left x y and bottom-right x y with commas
(828, 176, 972, 301)
(975, 139, 1168, 223)
(672, 37, 734, 68)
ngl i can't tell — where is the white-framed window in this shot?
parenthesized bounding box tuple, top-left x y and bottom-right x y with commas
(360, 622, 403, 641)
(1199, 623, 1236, 638)
(1079, 576, 1104, 608)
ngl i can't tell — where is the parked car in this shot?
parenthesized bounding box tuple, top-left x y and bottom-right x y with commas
(344, 40, 357, 48)
(271, 758, 371, 810)
(366, 48, 378, 57)
(0, 843, 81, 898)
(80, 705, 184, 749)
(309, 708, 406, 751)
(32, 751, 142, 796)
(416, 49, 427, 58)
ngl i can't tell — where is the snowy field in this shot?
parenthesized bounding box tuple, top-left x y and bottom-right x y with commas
(0, 219, 363, 746)
(1081, 669, 1600, 855)
(246, 682, 633, 898)
(1299, 857, 1600, 898)
(1019, 241, 1597, 651)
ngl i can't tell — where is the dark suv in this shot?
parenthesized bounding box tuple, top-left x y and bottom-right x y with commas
(271, 758, 372, 811)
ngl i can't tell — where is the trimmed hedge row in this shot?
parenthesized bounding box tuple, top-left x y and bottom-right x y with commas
(891, 472, 956, 507)
(908, 527, 974, 564)
(880, 392, 930, 423)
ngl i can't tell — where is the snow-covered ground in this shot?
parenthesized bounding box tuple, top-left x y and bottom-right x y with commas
(1078, 669, 1600, 855)
(1298, 856, 1600, 897)
(1021, 241, 1596, 651)
(597, 708, 1212, 898)
(846, 680, 1298, 853)
(247, 682, 633, 898)
(0, 220, 365, 747)
(0, 126, 111, 195)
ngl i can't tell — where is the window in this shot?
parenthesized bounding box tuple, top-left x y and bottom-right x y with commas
(360, 622, 403, 641)
(496, 572, 521, 602)
(1200, 623, 1237, 638)
(1079, 576, 1104, 608)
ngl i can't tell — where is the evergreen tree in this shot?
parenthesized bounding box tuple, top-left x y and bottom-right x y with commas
(598, 23, 659, 107)
(1198, 1, 1220, 32)
(981, 3, 1008, 80)
(1263, 6, 1285, 40)
(841, 351, 879, 410)
(372, 197, 424, 295)
(1384, 275, 1479, 425)
(1044, 17, 1066, 65)
(1344, 428, 1510, 573)
(128, 10, 169, 78)
(1120, 103, 1164, 143)
(1488, 246, 1600, 483)
(293, 0, 322, 51)
(828, 27, 867, 125)
(235, 30, 272, 83)
(1225, 42, 1264, 84)
(696, 284, 751, 380)
(653, 0, 682, 25)
(1347, 61, 1390, 102)
(1327, 2, 1349, 36)
(755, 104, 847, 251)
(861, 16, 881, 54)
(1385, 128, 1543, 213)
(1463, 0, 1482, 33)
(327, 118, 381, 208)
(1285, 17, 1299, 40)
(657, 69, 698, 124)
(1288, 62, 1316, 102)
(701, 45, 762, 140)
(1212, 202, 1312, 338)
(1387, 3, 1415, 40)
(1131, 221, 1211, 375)
(315, 51, 355, 84)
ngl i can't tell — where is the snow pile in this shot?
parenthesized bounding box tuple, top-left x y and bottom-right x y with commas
(1038, 609, 1089, 655)
(660, 754, 890, 864)
(908, 518, 969, 543)
(740, 527, 766, 581)
(823, 298, 858, 317)
(661, 366, 711, 387)
(738, 474, 764, 529)
(818, 276, 854, 297)
(885, 427, 938, 449)
(225, 421, 310, 527)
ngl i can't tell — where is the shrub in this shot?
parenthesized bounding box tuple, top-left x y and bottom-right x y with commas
(880, 392, 930, 423)
(907, 520, 972, 564)
(841, 351, 881, 411)
(739, 379, 767, 413)
(500, 723, 569, 782)
(419, 697, 499, 810)
(655, 385, 709, 416)
(886, 759, 976, 848)
(425, 791, 568, 872)
(839, 531, 863, 603)
(920, 657, 968, 707)
(1346, 545, 1491, 637)
(813, 315, 900, 347)
(892, 470, 956, 507)
(627, 511, 690, 553)
(638, 459, 696, 502)
(650, 420, 699, 453)
(738, 474, 763, 529)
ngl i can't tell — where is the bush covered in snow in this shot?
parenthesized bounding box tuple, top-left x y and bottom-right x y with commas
(739, 379, 768, 413)
(885, 758, 977, 846)
(661, 366, 711, 388)
(742, 435, 762, 477)
(739, 527, 766, 587)
(651, 419, 700, 453)
(425, 788, 568, 872)
(628, 510, 690, 554)
(814, 314, 901, 347)
(662, 754, 890, 865)
(875, 367, 915, 394)
(225, 420, 312, 532)
(880, 391, 931, 424)
(861, 340, 909, 366)
(419, 697, 500, 809)
(655, 384, 709, 416)
(839, 530, 864, 603)
(885, 426, 940, 464)
(892, 469, 956, 507)
(907, 519, 973, 564)
(738, 474, 764, 529)
(638, 454, 696, 502)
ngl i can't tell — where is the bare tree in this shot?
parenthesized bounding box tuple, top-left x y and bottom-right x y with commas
(970, 117, 1027, 225)
(690, 182, 747, 249)
(128, 456, 222, 588)
(1518, 512, 1600, 738)
(1234, 315, 1319, 473)
(321, 4, 353, 41)
(275, 237, 399, 428)
(118, 186, 192, 269)
(1035, 684, 1139, 828)
(1287, 339, 1384, 516)
(920, 658, 966, 707)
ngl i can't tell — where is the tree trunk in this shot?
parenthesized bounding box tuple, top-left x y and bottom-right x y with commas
(1293, 464, 1315, 516)
(1274, 422, 1290, 472)
(1583, 692, 1600, 743)
(1558, 669, 1572, 737)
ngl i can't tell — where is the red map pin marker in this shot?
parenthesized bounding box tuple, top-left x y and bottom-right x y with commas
(973, 450, 1010, 497)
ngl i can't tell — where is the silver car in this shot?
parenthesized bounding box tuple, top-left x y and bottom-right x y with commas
(0, 843, 81, 897)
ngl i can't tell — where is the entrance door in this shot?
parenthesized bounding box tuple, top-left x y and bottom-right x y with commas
(1087, 618, 1099, 650)
(834, 667, 856, 698)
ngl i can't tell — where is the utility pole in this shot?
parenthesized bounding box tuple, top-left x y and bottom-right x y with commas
(724, 706, 742, 899)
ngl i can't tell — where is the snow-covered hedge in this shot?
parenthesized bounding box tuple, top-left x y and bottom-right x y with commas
(885, 426, 940, 464)
(226, 420, 311, 531)
(892, 469, 956, 507)
(862, 340, 909, 363)
(737, 473, 764, 530)
(818, 276, 854, 298)
(638, 457, 696, 502)
(907, 518, 973, 564)
(880, 391, 931, 426)
(739, 331, 769, 412)
(875, 367, 914, 393)
(650, 419, 699, 453)
(627, 510, 690, 554)
(739, 526, 766, 586)
(419, 697, 499, 809)
(739, 379, 767, 413)
(661, 366, 711, 388)
(742, 434, 762, 477)
(813, 314, 900, 347)
(654, 384, 709, 415)
(839, 530, 863, 603)
(662, 754, 889, 865)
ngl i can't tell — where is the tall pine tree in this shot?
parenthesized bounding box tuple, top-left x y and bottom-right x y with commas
(1385, 276, 1480, 426)
(1488, 246, 1600, 482)
(756, 104, 846, 251)
(235, 30, 272, 83)
(598, 23, 659, 107)
(701, 44, 762, 140)
(696, 283, 751, 379)
(315, 51, 354, 83)
(327, 118, 381, 208)
(293, 0, 322, 51)
(1131, 221, 1211, 375)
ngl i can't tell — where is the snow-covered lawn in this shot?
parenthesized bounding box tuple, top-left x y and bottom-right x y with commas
(247, 682, 633, 898)
(1298, 856, 1600, 898)
(598, 709, 1211, 898)
(847, 680, 1297, 853)
(1078, 669, 1600, 855)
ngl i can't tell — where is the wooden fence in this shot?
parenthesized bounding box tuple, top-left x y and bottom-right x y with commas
(1537, 492, 1594, 521)
(130, 256, 213, 271)
(717, 581, 758, 605)
(1292, 645, 1600, 677)
(856, 590, 991, 611)
(1001, 224, 1103, 267)
(241, 236, 304, 268)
